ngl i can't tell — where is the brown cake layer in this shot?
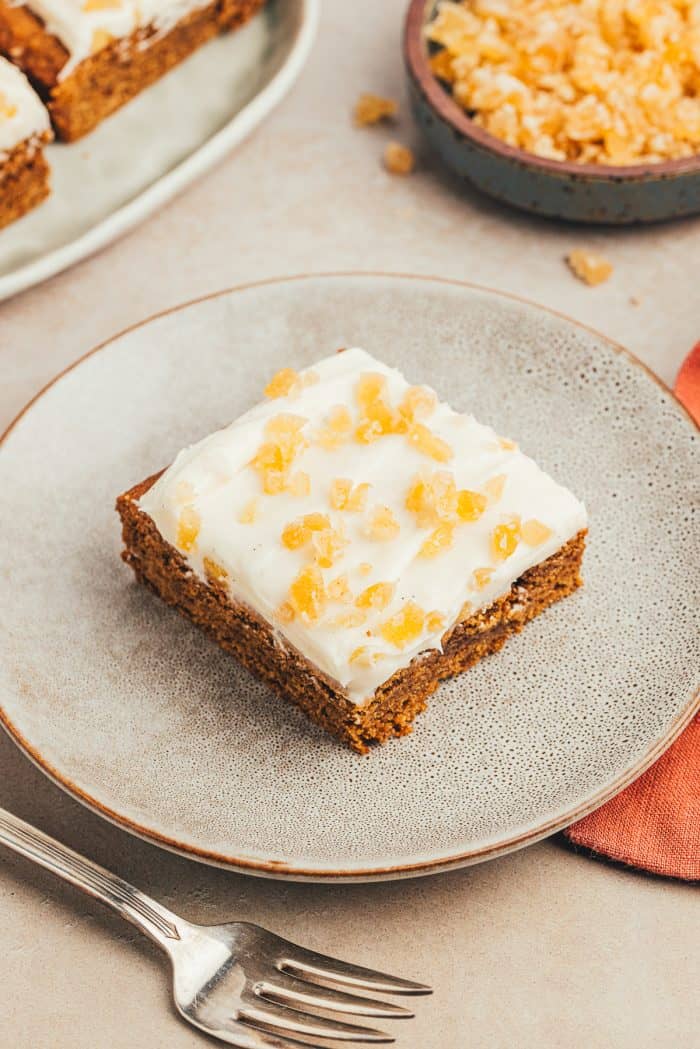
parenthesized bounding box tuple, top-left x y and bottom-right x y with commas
(0, 134, 50, 229)
(117, 471, 586, 754)
(0, 0, 265, 141)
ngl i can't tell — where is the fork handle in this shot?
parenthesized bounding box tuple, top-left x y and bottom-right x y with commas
(0, 806, 183, 949)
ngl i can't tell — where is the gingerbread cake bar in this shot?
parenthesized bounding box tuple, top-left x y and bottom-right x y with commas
(0, 54, 51, 228)
(117, 348, 588, 753)
(0, 0, 265, 141)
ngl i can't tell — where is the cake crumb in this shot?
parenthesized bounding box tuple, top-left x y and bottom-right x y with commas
(629, 295, 640, 306)
(567, 250, 613, 287)
(383, 141, 415, 175)
(354, 92, 398, 126)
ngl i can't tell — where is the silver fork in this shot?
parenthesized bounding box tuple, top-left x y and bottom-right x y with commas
(0, 807, 431, 1047)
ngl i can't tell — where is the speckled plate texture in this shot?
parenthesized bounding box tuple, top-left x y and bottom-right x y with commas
(1, 274, 698, 882)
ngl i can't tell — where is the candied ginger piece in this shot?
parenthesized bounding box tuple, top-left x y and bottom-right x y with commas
(328, 574, 353, 603)
(264, 368, 300, 399)
(491, 518, 521, 561)
(521, 518, 553, 545)
(472, 566, 493, 590)
(177, 506, 200, 552)
(383, 141, 416, 175)
(484, 473, 506, 504)
(456, 488, 487, 522)
(355, 582, 395, 611)
(364, 505, 401, 540)
(349, 645, 381, 667)
(399, 385, 438, 422)
(380, 601, 426, 649)
(567, 250, 613, 286)
(203, 557, 228, 586)
(275, 602, 296, 624)
(407, 422, 453, 463)
(426, 610, 447, 633)
(419, 522, 455, 558)
(289, 565, 326, 622)
(353, 92, 398, 126)
(317, 406, 354, 449)
(312, 525, 348, 568)
(330, 478, 371, 512)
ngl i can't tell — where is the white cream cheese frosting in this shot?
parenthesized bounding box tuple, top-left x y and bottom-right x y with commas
(139, 348, 588, 704)
(0, 57, 51, 154)
(12, 0, 213, 78)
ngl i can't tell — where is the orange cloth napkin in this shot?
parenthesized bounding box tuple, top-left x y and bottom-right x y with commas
(562, 343, 700, 881)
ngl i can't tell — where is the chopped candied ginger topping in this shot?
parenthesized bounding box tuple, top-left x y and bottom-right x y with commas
(203, 557, 228, 586)
(567, 250, 613, 287)
(329, 609, 367, 629)
(426, 611, 447, 633)
(275, 601, 296, 624)
(457, 488, 487, 522)
(312, 525, 348, 568)
(358, 562, 373, 576)
(427, 0, 700, 165)
(349, 645, 382, 667)
(484, 473, 506, 505)
(289, 565, 326, 623)
(419, 522, 456, 558)
(176, 506, 200, 552)
(353, 92, 398, 126)
(383, 141, 415, 175)
(499, 437, 518, 452)
(521, 518, 553, 546)
(327, 574, 353, 603)
(289, 471, 311, 497)
(281, 512, 331, 550)
(238, 497, 258, 524)
(317, 406, 354, 449)
(264, 368, 300, 399)
(355, 372, 404, 443)
(491, 518, 521, 562)
(407, 422, 452, 463)
(364, 505, 401, 541)
(330, 478, 371, 512)
(355, 582, 395, 611)
(406, 470, 457, 527)
(251, 414, 308, 494)
(472, 566, 493, 590)
(399, 385, 438, 422)
(380, 601, 426, 649)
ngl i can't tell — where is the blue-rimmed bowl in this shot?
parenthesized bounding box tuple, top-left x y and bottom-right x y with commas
(404, 0, 700, 224)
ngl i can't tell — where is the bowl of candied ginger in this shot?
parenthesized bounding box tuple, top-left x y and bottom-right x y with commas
(404, 0, 700, 222)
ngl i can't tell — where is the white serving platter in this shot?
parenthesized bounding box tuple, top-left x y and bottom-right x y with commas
(0, 0, 318, 302)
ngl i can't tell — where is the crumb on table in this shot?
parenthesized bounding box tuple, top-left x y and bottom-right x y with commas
(567, 250, 613, 287)
(353, 93, 398, 127)
(383, 141, 415, 175)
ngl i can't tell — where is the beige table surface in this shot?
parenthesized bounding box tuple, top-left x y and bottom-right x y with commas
(1, 1, 699, 1047)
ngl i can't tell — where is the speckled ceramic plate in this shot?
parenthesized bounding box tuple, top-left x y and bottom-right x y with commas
(1, 274, 698, 881)
(0, 0, 318, 302)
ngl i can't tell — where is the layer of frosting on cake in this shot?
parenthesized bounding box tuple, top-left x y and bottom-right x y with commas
(139, 348, 588, 704)
(0, 57, 51, 153)
(13, 0, 214, 78)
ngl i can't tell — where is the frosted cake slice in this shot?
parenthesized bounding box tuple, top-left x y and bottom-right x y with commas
(117, 348, 588, 753)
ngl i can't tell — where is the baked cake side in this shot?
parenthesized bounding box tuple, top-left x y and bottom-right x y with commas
(117, 348, 588, 752)
(0, 56, 51, 228)
(0, 0, 265, 141)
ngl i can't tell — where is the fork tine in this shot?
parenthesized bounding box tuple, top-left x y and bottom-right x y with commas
(193, 1015, 331, 1049)
(258, 972, 414, 1018)
(277, 944, 432, 997)
(239, 999, 393, 1043)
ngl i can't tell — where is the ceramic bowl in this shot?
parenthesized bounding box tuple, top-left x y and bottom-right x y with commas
(404, 0, 700, 224)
